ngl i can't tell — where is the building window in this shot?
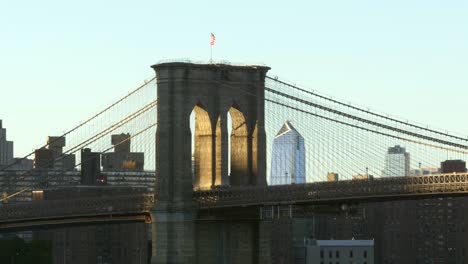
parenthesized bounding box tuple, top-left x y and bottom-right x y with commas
(364, 250, 367, 258)
(336, 251, 339, 258)
(349, 250, 353, 258)
(329, 251, 332, 258)
(320, 250, 324, 258)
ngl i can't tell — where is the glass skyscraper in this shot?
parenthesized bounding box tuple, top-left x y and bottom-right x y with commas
(382, 145, 410, 177)
(270, 121, 305, 185)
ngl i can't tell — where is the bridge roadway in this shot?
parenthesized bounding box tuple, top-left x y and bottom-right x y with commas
(1, 173, 468, 230)
(0, 194, 154, 230)
(194, 172, 468, 209)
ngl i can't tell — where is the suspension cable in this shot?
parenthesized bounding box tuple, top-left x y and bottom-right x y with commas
(265, 87, 468, 150)
(267, 76, 468, 142)
(265, 98, 468, 155)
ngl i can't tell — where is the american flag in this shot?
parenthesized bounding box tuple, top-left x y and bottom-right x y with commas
(210, 33, 216, 46)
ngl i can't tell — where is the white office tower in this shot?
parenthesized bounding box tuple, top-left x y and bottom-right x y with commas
(382, 145, 410, 177)
(270, 121, 306, 185)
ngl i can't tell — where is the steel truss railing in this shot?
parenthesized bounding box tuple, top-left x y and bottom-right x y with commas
(3, 173, 468, 226)
(193, 173, 468, 209)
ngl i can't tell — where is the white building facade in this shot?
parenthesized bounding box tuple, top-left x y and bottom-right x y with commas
(298, 239, 374, 264)
(270, 121, 306, 185)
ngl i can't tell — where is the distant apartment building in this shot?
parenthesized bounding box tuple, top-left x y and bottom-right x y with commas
(382, 145, 410, 177)
(100, 134, 153, 190)
(410, 161, 468, 176)
(327, 172, 339, 182)
(102, 134, 144, 171)
(270, 121, 305, 185)
(410, 166, 439, 176)
(441, 159, 467, 173)
(34, 136, 75, 170)
(352, 174, 374, 180)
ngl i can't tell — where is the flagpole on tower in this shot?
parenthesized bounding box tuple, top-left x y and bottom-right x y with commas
(210, 33, 216, 64)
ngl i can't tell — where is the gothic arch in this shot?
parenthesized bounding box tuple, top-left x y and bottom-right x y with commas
(228, 105, 249, 186)
(192, 102, 213, 189)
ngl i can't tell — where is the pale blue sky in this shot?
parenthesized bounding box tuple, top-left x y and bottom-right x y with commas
(1, 0, 467, 157)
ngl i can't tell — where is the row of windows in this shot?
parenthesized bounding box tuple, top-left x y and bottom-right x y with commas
(320, 250, 368, 258)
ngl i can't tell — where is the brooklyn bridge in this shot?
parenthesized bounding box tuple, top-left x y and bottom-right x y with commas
(1, 62, 468, 263)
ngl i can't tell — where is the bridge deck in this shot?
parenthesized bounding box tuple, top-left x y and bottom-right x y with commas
(0, 194, 153, 229)
(1, 173, 468, 230)
(194, 173, 468, 208)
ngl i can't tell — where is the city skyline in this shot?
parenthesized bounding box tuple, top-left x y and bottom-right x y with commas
(1, 1, 468, 157)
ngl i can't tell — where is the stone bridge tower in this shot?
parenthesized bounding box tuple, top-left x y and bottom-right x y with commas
(151, 62, 270, 263)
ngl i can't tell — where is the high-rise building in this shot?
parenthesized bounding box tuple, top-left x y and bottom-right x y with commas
(382, 145, 410, 177)
(0, 120, 33, 170)
(81, 148, 101, 185)
(270, 121, 305, 185)
(0, 120, 14, 167)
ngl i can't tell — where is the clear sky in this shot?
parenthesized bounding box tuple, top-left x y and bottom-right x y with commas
(1, 0, 467, 157)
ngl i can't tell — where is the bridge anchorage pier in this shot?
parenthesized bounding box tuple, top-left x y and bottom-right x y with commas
(150, 62, 270, 263)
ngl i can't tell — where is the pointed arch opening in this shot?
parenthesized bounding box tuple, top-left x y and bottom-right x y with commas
(228, 106, 249, 186)
(190, 103, 213, 190)
(252, 122, 258, 183)
(214, 115, 225, 186)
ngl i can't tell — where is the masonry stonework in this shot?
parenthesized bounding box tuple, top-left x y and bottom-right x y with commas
(151, 62, 270, 263)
